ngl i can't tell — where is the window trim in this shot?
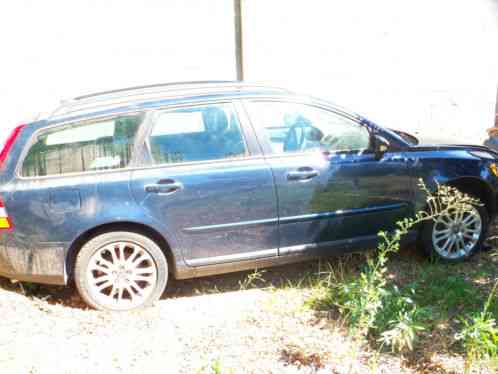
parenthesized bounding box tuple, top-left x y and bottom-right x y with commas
(16, 110, 147, 180)
(143, 101, 252, 168)
(241, 98, 374, 157)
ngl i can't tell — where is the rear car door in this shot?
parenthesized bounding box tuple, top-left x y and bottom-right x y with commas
(130, 101, 279, 266)
(243, 100, 413, 254)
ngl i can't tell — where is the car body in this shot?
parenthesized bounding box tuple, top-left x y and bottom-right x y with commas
(0, 81, 496, 310)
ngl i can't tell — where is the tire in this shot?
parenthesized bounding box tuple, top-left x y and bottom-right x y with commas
(74, 231, 168, 311)
(420, 197, 488, 262)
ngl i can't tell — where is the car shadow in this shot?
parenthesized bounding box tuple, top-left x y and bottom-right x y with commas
(166, 241, 437, 300)
(0, 245, 429, 311)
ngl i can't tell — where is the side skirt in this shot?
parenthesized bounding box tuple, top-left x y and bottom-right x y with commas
(174, 231, 418, 280)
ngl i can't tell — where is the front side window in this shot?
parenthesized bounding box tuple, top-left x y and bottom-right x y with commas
(22, 114, 143, 177)
(245, 101, 370, 154)
(149, 103, 247, 164)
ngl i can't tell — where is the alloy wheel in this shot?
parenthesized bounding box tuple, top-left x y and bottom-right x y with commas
(431, 206, 482, 260)
(86, 241, 158, 310)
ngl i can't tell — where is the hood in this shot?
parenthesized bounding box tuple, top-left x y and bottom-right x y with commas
(410, 143, 498, 157)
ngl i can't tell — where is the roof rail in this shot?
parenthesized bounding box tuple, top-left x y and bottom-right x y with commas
(49, 81, 290, 120)
(73, 80, 239, 100)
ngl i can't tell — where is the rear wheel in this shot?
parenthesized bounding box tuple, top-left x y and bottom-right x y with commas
(421, 200, 487, 262)
(74, 231, 168, 311)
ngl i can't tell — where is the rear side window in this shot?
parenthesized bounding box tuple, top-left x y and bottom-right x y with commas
(21, 114, 143, 177)
(148, 103, 247, 164)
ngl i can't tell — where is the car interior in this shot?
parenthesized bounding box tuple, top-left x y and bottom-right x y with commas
(149, 106, 246, 164)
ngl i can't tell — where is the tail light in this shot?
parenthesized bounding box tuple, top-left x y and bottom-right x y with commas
(0, 124, 26, 171)
(0, 198, 12, 230)
(0, 124, 23, 230)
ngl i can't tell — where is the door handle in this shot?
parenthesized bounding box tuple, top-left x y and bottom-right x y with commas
(145, 179, 183, 194)
(286, 168, 319, 181)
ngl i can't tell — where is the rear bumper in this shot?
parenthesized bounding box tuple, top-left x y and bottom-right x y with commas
(0, 237, 67, 285)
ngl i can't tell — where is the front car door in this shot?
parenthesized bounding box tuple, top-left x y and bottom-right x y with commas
(131, 101, 279, 266)
(242, 99, 414, 254)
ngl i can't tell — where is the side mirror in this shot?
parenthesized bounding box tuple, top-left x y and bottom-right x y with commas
(373, 135, 390, 160)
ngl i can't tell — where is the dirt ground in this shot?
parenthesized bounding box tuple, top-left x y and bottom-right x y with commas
(0, 242, 496, 373)
(0, 265, 357, 374)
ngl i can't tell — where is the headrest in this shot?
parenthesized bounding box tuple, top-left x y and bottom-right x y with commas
(203, 107, 228, 134)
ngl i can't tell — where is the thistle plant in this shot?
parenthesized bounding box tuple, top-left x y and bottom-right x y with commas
(333, 180, 480, 351)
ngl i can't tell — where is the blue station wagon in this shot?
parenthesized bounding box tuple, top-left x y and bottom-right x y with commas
(0, 81, 496, 310)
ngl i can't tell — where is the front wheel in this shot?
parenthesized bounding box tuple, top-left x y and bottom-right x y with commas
(420, 202, 488, 262)
(74, 231, 168, 311)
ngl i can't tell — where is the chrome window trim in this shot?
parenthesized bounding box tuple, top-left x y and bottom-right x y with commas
(241, 98, 374, 156)
(15, 93, 364, 180)
(233, 98, 267, 156)
(16, 98, 262, 180)
(242, 97, 365, 125)
(15, 109, 147, 180)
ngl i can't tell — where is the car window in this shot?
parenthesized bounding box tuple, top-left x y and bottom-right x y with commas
(149, 103, 247, 164)
(21, 114, 143, 177)
(245, 101, 370, 154)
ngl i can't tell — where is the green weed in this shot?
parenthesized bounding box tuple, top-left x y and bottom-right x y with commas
(307, 180, 481, 353)
(238, 268, 267, 290)
(198, 358, 234, 374)
(456, 280, 498, 372)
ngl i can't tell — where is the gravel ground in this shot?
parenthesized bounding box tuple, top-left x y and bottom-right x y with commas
(1, 240, 496, 373)
(0, 260, 414, 374)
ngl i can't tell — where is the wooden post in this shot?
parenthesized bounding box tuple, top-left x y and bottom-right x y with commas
(234, 0, 244, 81)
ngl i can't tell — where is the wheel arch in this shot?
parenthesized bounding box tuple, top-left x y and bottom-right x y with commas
(444, 176, 496, 218)
(65, 221, 177, 281)
(417, 176, 491, 261)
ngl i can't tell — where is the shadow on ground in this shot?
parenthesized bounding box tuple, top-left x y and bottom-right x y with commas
(0, 245, 430, 310)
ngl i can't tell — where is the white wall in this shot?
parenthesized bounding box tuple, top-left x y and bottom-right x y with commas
(0, 0, 236, 145)
(244, 0, 498, 144)
(0, 0, 497, 147)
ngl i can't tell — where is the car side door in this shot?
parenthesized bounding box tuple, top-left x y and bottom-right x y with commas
(130, 101, 279, 266)
(242, 100, 414, 254)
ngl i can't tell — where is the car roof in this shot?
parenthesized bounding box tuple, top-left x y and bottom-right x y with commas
(47, 81, 292, 123)
(21, 82, 412, 150)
